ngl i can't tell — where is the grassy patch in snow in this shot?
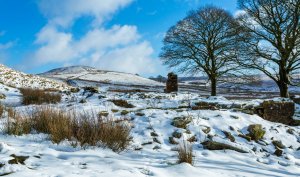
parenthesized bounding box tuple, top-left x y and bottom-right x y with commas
(5, 107, 132, 152)
(20, 88, 61, 105)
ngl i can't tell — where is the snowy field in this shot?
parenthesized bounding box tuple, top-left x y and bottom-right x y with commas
(1, 84, 300, 177)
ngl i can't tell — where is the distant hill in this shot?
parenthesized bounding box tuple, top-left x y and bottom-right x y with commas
(40, 66, 163, 87)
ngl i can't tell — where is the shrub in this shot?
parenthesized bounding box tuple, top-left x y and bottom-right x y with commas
(110, 99, 135, 108)
(177, 141, 194, 165)
(5, 106, 132, 152)
(20, 88, 61, 105)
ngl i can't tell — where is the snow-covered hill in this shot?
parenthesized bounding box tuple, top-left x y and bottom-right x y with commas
(40, 66, 164, 87)
(0, 64, 70, 90)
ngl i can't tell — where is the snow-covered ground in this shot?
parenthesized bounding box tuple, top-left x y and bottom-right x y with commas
(0, 64, 70, 90)
(0, 87, 300, 176)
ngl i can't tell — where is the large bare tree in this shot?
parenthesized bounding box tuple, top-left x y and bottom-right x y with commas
(160, 7, 243, 96)
(237, 0, 300, 98)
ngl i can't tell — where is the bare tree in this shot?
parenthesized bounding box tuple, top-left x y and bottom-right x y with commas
(160, 6, 243, 96)
(237, 0, 300, 98)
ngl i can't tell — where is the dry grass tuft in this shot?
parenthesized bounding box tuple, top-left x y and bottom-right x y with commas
(177, 141, 194, 165)
(5, 106, 132, 152)
(0, 104, 3, 117)
(20, 88, 61, 105)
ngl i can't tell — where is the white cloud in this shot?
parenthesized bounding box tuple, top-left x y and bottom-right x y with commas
(38, 0, 133, 27)
(79, 41, 156, 74)
(32, 0, 161, 75)
(0, 41, 14, 50)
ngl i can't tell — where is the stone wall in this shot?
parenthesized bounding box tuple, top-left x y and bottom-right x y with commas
(255, 100, 295, 125)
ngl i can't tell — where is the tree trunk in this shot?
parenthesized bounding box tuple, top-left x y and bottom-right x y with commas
(278, 81, 289, 98)
(211, 77, 217, 96)
(278, 62, 290, 98)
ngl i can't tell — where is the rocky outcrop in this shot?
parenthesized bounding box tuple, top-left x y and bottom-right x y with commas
(255, 100, 295, 125)
(165, 73, 178, 93)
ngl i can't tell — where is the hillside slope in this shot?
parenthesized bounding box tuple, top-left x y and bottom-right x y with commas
(40, 66, 164, 87)
(0, 64, 70, 90)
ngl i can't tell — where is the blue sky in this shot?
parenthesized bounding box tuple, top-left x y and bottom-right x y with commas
(0, 0, 237, 77)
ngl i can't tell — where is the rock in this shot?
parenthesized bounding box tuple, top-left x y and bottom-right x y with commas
(202, 127, 211, 134)
(201, 141, 248, 153)
(247, 124, 265, 141)
(230, 115, 239, 119)
(79, 99, 87, 103)
(151, 132, 159, 137)
(171, 116, 192, 129)
(169, 137, 179, 145)
(257, 100, 295, 125)
(274, 149, 283, 156)
(192, 102, 218, 110)
(229, 126, 235, 131)
(121, 110, 130, 115)
(223, 131, 235, 142)
(0, 93, 6, 100)
(287, 128, 294, 135)
(187, 135, 197, 143)
(98, 111, 109, 117)
(153, 145, 161, 150)
(110, 99, 135, 108)
(141, 142, 153, 146)
(172, 131, 182, 139)
(135, 112, 145, 116)
(165, 72, 178, 93)
(153, 138, 161, 144)
(230, 103, 243, 109)
(83, 87, 99, 93)
(8, 154, 29, 165)
(272, 140, 286, 149)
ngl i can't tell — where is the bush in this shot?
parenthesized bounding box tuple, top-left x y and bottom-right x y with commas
(110, 100, 135, 108)
(177, 142, 194, 165)
(20, 88, 61, 105)
(5, 106, 132, 152)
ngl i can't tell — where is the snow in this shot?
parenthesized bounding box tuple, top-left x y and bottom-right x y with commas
(0, 64, 70, 90)
(40, 66, 164, 87)
(1, 88, 300, 176)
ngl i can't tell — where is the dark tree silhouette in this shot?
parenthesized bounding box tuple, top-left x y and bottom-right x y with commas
(160, 6, 243, 96)
(237, 0, 300, 98)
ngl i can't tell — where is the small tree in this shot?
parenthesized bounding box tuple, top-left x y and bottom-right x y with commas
(237, 0, 300, 98)
(160, 6, 243, 96)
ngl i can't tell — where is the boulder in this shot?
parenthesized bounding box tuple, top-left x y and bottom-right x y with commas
(223, 131, 235, 142)
(247, 124, 265, 141)
(272, 140, 286, 149)
(201, 141, 248, 153)
(171, 116, 192, 129)
(274, 149, 283, 157)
